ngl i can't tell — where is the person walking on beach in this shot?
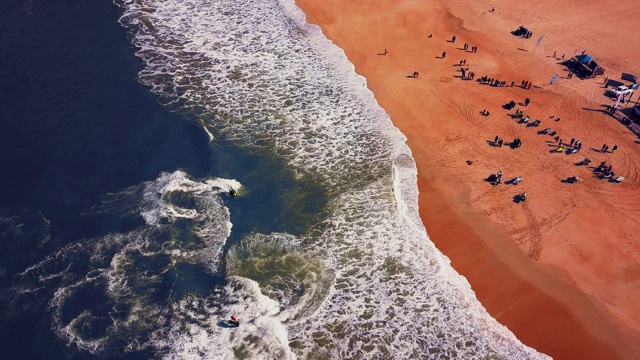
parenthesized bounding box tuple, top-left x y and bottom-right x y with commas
(612, 145, 618, 153)
(602, 144, 607, 152)
(527, 82, 532, 89)
(452, 35, 456, 43)
(524, 98, 530, 106)
(384, 48, 388, 55)
(570, 138, 575, 146)
(442, 51, 446, 58)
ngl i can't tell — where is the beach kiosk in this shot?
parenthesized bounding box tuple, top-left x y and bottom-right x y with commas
(569, 54, 605, 78)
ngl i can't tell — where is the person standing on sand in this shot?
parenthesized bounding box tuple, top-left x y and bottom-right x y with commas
(384, 48, 388, 55)
(452, 35, 456, 43)
(527, 82, 532, 89)
(570, 138, 575, 146)
(612, 145, 618, 153)
(442, 51, 446, 58)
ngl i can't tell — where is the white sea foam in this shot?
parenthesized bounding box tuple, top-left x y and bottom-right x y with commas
(112, 0, 549, 359)
(10, 171, 237, 354)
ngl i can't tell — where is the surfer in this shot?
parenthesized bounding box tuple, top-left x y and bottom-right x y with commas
(229, 316, 239, 327)
(229, 188, 237, 197)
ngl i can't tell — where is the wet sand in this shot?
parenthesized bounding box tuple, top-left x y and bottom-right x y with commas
(295, 0, 640, 359)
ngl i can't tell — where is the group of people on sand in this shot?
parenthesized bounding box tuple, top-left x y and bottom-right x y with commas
(554, 137, 582, 153)
(462, 43, 478, 52)
(479, 76, 507, 87)
(595, 161, 623, 181)
(488, 170, 524, 187)
(601, 144, 617, 153)
(450, 35, 477, 52)
(521, 80, 533, 89)
(551, 51, 566, 61)
(487, 170, 503, 185)
(461, 68, 475, 80)
(481, 90, 626, 197)
(604, 104, 618, 115)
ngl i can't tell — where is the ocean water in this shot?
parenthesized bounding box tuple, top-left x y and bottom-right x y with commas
(0, 0, 549, 359)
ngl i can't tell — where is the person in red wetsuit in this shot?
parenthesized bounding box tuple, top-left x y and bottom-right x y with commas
(229, 316, 240, 327)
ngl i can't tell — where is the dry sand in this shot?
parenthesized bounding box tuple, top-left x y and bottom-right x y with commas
(294, 0, 640, 359)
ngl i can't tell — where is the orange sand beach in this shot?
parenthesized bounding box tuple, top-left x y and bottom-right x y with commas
(295, 0, 640, 359)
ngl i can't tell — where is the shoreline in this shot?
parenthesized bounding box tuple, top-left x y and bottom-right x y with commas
(295, 0, 640, 358)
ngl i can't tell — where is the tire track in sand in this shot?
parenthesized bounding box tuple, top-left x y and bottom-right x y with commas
(521, 202, 543, 261)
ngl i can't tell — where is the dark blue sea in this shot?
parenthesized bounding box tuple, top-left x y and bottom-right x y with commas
(0, 0, 547, 359)
(0, 1, 312, 359)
